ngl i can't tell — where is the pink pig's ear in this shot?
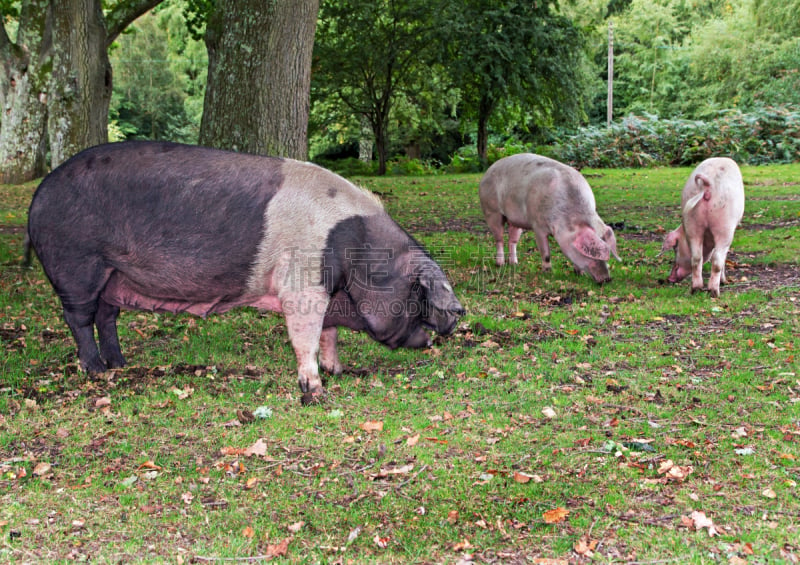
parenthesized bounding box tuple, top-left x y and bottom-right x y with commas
(660, 228, 681, 254)
(573, 226, 610, 261)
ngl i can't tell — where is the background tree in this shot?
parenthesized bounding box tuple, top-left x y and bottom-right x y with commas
(197, 0, 319, 159)
(440, 0, 589, 166)
(110, 1, 206, 142)
(313, 0, 445, 175)
(0, 0, 163, 184)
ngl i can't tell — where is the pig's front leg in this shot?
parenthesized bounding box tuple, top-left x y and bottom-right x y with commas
(485, 212, 507, 266)
(507, 226, 523, 265)
(319, 326, 343, 375)
(281, 287, 328, 404)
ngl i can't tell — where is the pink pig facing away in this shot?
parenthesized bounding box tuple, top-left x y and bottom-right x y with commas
(661, 157, 745, 297)
(479, 153, 620, 283)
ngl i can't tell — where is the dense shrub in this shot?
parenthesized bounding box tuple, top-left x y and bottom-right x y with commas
(553, 106, 800, 169)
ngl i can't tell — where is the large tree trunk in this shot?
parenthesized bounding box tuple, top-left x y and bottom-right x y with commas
(47, 0, 111, 168)
(0, 3, 50, 184)
(0, 0, 163, 184)
(200, 0, 319, 160)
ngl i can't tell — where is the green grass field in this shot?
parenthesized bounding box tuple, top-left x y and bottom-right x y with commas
(1, 163, 798, 563)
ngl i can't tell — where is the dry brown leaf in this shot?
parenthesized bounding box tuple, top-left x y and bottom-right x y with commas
(513, 471, 533, 484)
(373, 534, 390, 549)
(532, 559, 568, 565)
(265, 538, 289, 557)
(245, 477, 259, 490)
(690, 510, 722, 537)
(95, 396, 111, 408)
(137, 460, 162, 471)
(406, 434, 420, 446)
(574, 535, 598, 556)
(543, 507, 569, 524)
(361, 420, 384, 432)
(287, 521, 304, 533)
(33, 462, 51, 476)
(244, 438, 267, 457)
(242, 526, 255, 538)
(452, 538, 472, 551)
(447, 510, 459, 524)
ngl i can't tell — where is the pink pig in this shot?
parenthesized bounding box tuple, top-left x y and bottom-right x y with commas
(661, 157, 745, 298)
(479, 153, 620, 283)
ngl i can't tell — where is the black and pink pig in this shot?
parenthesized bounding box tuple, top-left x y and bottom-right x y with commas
(27, 141, 464, 404)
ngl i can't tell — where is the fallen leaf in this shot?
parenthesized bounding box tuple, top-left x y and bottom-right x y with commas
(543, 507, 569, 524)
(287, 521, 304, 533)
(242, 526, 255, 538)
(95, 396, 111, 408)
(762, 487, 777, 499)
(574, 534, 598, 555)
(137, 460, 162, 471)
(181, 492, 194, 505)
(513, 471, 534, 484)
(33, 462, 51, 476)
(373, 534, 390, 549)
(361, 420, 384, 432)
(689, 510, 722, 537)
(542, 406, 557, 419)
(245, 477, 259, 490)
(244, 438, 268, 457)
(406, 434, 420, 446)
(452, 538, 472, 551)
(447, 510, 459, 524)
(265, 538, 289, 557)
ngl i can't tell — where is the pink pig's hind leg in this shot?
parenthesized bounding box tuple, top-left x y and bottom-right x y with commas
(707, 243, 732, 298)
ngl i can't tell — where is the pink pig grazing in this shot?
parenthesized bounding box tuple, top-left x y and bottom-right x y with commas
(479, 153, 620, 283)
(661, 157, 744, 298)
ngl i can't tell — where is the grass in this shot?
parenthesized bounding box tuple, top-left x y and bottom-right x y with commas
(1, 163, 799, 563)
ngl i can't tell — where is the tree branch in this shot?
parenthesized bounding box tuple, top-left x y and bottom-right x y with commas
(104, 0, 165, 48)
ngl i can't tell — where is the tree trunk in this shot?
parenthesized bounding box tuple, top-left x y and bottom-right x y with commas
(47, 0, 111, 168)
(0, 0, 163, 184)
(476, 94, 494, 169)
(200, 0, 319, 160)
(0, 3, 50, 184)
(358, 114, 373, 163)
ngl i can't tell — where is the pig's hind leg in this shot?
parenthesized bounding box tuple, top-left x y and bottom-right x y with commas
(53, 262, 113, 373)
(707, 237, 733, 298)
(95, 297, 126, 368)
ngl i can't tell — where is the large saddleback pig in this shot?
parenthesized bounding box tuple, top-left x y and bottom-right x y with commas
(27, 141, 464, 404)
(661, 157, 745, 298)
(479, 153, 620, 283)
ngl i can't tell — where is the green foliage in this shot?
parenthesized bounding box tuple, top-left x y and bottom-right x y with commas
(553, 106, 800, 168)
(109, 1, 206, 143)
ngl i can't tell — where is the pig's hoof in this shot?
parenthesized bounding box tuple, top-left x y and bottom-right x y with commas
(301, 390, 326, 406)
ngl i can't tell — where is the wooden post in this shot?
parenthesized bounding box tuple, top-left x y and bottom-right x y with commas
(607, 20, 614, 128)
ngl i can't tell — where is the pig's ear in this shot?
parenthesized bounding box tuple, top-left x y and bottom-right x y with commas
(602, 225, 621, 261)
(660, 228, 681, 254)
(573, 227, 610, 261)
